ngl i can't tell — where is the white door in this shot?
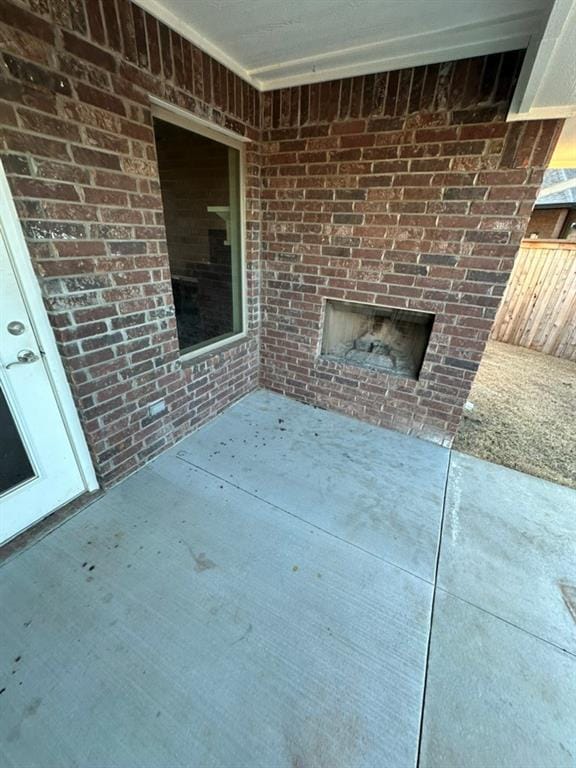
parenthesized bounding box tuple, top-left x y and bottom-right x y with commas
(0, 167, 97, 544)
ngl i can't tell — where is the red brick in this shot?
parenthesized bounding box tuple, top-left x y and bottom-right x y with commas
(415, 127, 459, 142)
(143, 13, 161, 76)
(1, 153, 30, 174)
(85, 128, 130, 154)
(93, 170, 138, 191)
(9, 178, 80, 201)
(0, 98, 16, 126)
(340, 134, 375, 148)
(62, 29, 115, 69)
(75, 82, 126, 116)
(72, 146, 123, 170)
(42, 202, 99, 221)
(460, 123, 508, 140)
(118, 60, 158, 93)
(0, 0, 54, 43)
(23, 220, 87, 240)
(3, 54, 71, 95)
(17, 109, 80, 142)
(331, 120, 366, 135)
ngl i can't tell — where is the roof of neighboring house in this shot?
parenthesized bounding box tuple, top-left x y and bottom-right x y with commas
(536, 169, 576, 207)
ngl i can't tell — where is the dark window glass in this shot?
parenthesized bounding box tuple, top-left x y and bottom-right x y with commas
(153, 117, 243, 354)
(0, 384, 35, 495)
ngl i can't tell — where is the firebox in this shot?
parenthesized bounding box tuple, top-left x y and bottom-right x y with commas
(320, 300, 434, 380)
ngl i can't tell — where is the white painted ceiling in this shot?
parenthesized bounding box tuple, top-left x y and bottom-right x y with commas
(508, 0, 576, 119)
(137, 0, 554, 90)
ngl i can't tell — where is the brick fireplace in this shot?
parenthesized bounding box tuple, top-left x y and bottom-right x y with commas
(259, 59, 561, 444)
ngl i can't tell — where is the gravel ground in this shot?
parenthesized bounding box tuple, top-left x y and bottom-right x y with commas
(454, 341, 576, 490)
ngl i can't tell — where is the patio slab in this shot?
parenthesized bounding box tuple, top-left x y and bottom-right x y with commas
(420, 590, 576, 768)
(439, 451, 576, 654)
(0, 446, 431, 767)
(2, 390, 575, 767)
(169, 389, 449, 581)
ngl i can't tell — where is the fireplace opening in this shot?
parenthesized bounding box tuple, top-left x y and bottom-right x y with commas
(321, 300, 434, 380)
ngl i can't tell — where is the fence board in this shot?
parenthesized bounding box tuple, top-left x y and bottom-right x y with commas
(491, 239, 576, 361)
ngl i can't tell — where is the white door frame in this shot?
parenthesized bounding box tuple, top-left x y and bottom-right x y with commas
(0, 161, 98, 496)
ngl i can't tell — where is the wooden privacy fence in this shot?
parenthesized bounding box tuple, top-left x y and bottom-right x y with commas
(490, 239, 576, 361)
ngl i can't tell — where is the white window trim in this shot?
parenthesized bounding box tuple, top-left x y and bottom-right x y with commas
(150, 97, 249, 363)
(0, 162, 98, 493)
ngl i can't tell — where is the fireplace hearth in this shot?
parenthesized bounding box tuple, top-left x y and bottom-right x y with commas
(321, 300, 434, 380)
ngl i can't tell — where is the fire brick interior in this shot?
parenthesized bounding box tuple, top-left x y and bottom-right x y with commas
(321, 300, 434, 379)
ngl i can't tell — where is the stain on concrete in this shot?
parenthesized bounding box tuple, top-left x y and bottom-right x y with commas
(24, 698, 41, 717)
(179, 540, 217, 572)
(193, 551, 217, 573)
(7, 697, 42, 743)
(230, 623, 253, 646)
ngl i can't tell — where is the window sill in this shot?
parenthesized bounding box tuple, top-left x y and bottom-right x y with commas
(179, 331, 248, 368)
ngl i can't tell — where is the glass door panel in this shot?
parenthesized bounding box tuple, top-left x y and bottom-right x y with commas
(0, 382, 35, 495)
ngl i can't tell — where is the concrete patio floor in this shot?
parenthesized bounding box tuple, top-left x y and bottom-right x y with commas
(1, 390, 574, 767)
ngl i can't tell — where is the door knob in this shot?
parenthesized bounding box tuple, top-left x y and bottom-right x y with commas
(7, 321, 26, 335)
(5, 349, 40, 369)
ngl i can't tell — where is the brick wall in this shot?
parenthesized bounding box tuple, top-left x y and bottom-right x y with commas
(259, 55, 562, 444)
(0, 0, 261, 485)
(0, 0, 563, 485)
